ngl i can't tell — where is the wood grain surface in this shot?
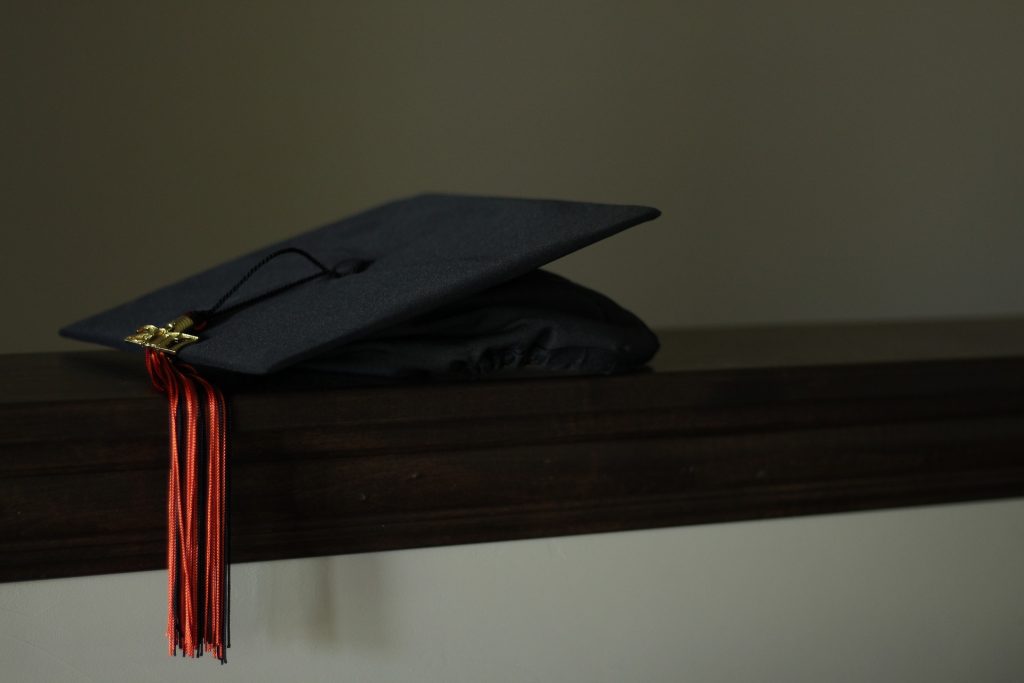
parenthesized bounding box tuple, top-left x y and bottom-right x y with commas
(2, 319, 1023, 582)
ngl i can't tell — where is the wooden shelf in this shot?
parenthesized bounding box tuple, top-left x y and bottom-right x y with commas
(3, 318, 1024, 582)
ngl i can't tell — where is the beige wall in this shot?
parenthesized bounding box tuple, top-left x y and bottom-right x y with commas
(4, 1, 1023, 353)
(3, 2, 1023, 681)
(3, 500, 1023, 683)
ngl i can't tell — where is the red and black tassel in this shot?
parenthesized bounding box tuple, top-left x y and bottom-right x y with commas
(146, 348, 229, 662)
(125, 249, 341, 662)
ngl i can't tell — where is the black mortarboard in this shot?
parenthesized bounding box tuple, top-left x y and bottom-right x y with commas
(61, 193, 661, 378)
(58, 193, 661, 662)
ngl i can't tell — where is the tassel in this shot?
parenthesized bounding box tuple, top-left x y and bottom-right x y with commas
(146, 348, 229, 663)
(125, 251, 336, 661)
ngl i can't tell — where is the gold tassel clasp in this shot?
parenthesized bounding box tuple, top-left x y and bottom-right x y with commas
(125, 315, 200, 355)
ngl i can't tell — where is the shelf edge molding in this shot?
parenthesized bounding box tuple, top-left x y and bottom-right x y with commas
(3, 322, 1024, 583)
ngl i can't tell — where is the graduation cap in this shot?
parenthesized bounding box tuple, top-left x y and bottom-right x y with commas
(60, 193, 662, 661)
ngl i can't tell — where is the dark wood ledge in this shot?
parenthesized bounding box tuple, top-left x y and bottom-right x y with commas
(3, 318, 1024, 582)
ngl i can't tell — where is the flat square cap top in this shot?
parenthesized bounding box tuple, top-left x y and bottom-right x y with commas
(61, 194, 661, 374)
